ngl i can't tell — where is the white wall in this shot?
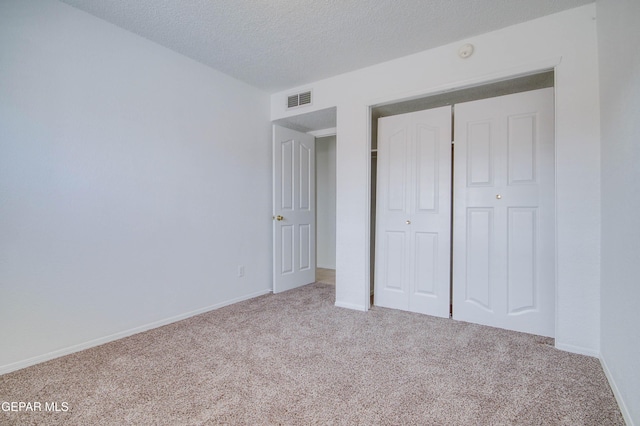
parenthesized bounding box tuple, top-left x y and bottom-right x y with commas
(0, 0, 271, 373)
(272, 4, 602, 355)
(597, 0, 640, 423)
(316, 136, 337, 269)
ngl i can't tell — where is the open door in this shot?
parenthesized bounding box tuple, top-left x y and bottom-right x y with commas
(273, 125, 316, 293)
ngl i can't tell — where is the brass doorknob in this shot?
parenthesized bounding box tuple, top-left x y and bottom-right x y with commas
(275, 215, 284, 221)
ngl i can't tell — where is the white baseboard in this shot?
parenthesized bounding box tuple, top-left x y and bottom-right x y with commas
(554, 342, 600, 358)
(600, 355, 635, 426)
(334, 301, 367, 312)
(0, 288, 272, 376)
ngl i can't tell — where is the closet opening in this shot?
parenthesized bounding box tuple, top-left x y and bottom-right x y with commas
(369, 71, 555, 336)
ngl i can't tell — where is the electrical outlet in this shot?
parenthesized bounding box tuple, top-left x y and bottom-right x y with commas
(237, 265, 244, 278)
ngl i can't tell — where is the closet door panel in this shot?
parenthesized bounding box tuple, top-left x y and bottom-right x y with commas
(376, 106, 451, 318)
(453, 88, 555, 337)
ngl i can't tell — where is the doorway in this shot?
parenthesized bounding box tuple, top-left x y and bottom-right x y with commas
(316, 135, 337, 285)
(370, 72, 556, 337)
(272, 107, 337, 292)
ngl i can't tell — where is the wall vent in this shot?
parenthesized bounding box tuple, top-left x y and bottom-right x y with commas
(287, 90, 312, 109)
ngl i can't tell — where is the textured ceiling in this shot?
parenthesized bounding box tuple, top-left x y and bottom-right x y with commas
(59, 0, 593, 93)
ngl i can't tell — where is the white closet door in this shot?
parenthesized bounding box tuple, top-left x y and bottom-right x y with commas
(273, 125, 316, 293)
(375, 106, 451, 318)
(453, 88, 555, 337)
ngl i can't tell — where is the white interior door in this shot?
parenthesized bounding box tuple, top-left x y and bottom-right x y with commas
(273, 125, 316, 293)
(452, 88, 555, 337)
(375, 106, 451, 317)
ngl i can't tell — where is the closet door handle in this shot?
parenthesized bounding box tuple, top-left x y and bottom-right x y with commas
(406, 220, 411, 225)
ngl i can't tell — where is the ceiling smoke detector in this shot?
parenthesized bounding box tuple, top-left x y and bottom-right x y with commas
(458, 43, 474, 59)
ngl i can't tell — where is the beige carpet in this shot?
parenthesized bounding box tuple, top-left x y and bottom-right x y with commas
(0, 282, 624, 425)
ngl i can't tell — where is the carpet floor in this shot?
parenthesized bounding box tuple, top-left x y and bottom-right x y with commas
(0, 282, 624, 425)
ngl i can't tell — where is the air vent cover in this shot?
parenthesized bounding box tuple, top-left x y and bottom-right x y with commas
(287, 90, 312, 109)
